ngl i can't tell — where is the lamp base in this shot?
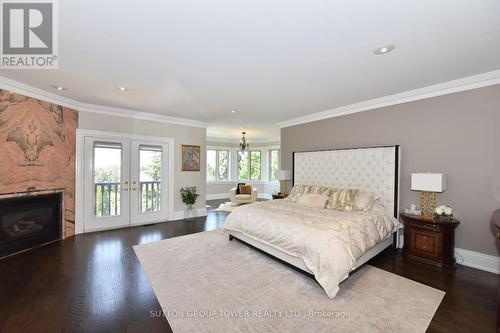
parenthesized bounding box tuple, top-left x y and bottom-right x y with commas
(279, 180, 289, 195)
(420, 191, 436, 218)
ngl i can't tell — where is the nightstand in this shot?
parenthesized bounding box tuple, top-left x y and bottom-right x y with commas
(401, 213, 460, 269)
(272, 193, 287, 200)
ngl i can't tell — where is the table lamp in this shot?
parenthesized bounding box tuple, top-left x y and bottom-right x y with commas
(411, 173, 447, 218)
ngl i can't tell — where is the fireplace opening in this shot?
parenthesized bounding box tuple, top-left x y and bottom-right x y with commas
(0, 193, 62, 258)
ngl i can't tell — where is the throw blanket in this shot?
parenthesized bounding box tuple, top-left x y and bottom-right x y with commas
(224, 200, 402, 298)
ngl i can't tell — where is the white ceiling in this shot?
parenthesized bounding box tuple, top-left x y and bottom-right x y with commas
(1, 0, 500, 140)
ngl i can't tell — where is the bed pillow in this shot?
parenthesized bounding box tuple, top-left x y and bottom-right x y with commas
(286, 185, 310, 202)
(309, 185, 333, 197)
(286, 185, 334, 203)
(297, 193, 329, 209)
(353, 191, 379, 211)
(326, 189, 359, 211)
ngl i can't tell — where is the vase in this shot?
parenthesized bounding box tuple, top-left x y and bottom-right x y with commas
(184, 204, 197, 221)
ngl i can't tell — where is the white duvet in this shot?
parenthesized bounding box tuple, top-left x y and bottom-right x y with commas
(223, 200, 402, 298)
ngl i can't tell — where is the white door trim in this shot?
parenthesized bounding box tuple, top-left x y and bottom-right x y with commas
(75, 129, 175, 234)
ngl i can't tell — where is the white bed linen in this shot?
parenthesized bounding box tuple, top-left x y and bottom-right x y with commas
(223, 200, 402, 298)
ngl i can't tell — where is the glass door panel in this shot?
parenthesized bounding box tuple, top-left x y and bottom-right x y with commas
(83, 137, 130, 232)
(130, 140, 169, 226)
(139, 146, 162, 213)
(94, 143, 122, 217)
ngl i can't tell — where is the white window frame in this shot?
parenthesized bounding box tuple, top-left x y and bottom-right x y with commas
(268, 149, 280, 182)
(207, 149, 230, 182)
(237, 150, 262, 181)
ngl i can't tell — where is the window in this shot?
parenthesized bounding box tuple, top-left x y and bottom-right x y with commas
(238, 150, 261, 180)
(269, 149, 280, 181)
(207, 149, 229, 181)
(217, 150, 229, 181)
(237, 151, 248, 180)
(139, 146, 162, 213)
(93, 143, 122, 217)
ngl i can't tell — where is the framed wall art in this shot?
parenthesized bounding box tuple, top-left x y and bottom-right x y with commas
(181, 144, 201, 171)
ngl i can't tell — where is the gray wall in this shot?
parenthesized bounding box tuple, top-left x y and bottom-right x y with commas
(281, 85, 500, 256)
(78, 112, 206, 213)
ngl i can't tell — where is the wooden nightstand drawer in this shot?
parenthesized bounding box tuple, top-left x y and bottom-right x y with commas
(409, 229, 439, 259)
(401, 213, 460, 269)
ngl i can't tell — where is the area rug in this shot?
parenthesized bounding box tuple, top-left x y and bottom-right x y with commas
(212, 202, 241, 212)
(134, 231, 444, 333)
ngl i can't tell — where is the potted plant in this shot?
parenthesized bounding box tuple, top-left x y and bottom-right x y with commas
(180, 186, 199, 221)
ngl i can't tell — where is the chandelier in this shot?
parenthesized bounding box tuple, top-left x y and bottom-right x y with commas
(239, 131, 249, 150)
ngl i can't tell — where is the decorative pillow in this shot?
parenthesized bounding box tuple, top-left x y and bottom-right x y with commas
(297, 193, 329, 209)
(239, 184, 252, 195)
(286, 184, 309, 202)
(236, 182, 246, 194)
(287, 185, 333, 202)
(353, 191, 379, 211)
(309, 185, 333, 197)
(327, 189, 359, 211)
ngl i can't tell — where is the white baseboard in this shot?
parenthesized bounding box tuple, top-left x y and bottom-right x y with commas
(171, 208, 207, 221)
(455, 248, 500, 274)
(206, 193, 273, 200)
(206, 193, 229, 200)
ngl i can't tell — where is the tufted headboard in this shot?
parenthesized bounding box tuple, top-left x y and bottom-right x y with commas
(292, 145, 400, 218)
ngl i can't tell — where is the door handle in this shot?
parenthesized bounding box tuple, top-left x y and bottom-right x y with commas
(123, 187, 129, 191)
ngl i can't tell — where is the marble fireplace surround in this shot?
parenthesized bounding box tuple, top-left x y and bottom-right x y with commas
(0, 90, 78, 237)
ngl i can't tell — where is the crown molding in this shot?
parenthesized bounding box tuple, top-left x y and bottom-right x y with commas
(0, 76, 208, 128)
(207, 135, 280, 144)
(78, 103, 208, 128)
(277, 69, 500, 128)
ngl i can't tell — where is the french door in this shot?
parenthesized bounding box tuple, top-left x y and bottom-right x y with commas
(83, 136, 169, 232)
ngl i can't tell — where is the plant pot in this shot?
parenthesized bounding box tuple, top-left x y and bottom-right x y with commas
(184, 204, 197, 221)
(436, 214, 452, 221)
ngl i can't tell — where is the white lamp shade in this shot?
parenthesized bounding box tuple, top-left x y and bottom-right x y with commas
(278, 170, 292, 180)
(411, 173, 446, 192)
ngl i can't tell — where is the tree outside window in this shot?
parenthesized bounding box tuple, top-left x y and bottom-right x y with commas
(238, 150, 261, 180)
(250, 151, 261, 180)
(207, 149, 229, 181)
(269, 149, 280, 181)
(217, 150, 229, 181)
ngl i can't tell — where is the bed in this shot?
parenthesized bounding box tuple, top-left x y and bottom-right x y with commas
(224, 145, 402, 298)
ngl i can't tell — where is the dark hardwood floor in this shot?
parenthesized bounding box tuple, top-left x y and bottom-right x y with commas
(0, 199, 497, 333)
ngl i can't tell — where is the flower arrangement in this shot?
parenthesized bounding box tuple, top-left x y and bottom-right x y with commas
(435, 205, 453, 217)
(180, 186, 199, 206)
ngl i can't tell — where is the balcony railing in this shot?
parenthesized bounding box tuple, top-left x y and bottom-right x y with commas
(95, 182, 121, 217)
(94, 181, 161, 217)
(140, 181, 161, 212)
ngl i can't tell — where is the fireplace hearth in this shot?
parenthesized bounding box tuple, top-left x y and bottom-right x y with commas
(0, 192, 62, 258)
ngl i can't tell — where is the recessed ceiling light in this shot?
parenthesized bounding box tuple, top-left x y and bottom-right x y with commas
(374, 45, 395, 55)
(231, 110, 236, 113)
(116, 86, 128, 91)
(52, 85, 66, 91)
